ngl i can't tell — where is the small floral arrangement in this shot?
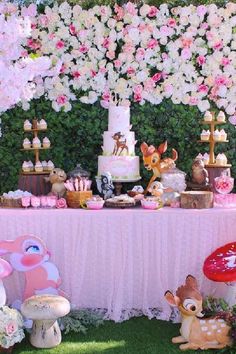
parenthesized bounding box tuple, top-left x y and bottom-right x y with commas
(56, 198, 67, 208)
(0, 306, 25, 349)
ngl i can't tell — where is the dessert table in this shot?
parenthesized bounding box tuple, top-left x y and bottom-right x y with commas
(0, 207, 235, 322)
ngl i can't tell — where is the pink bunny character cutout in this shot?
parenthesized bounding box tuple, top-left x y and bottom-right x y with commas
(0, 235, 63, 300)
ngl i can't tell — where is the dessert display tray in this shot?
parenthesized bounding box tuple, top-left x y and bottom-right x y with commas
(205, 163, 232, 168)
(21, 171, 50, 175)
(200, 121, 225, 125)
(197, 140, 229, 143)
(20, 147, 51, 151)
(24, 128, 47, 132)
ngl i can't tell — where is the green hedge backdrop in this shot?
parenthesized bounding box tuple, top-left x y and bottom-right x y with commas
(1, 98, 236, 194)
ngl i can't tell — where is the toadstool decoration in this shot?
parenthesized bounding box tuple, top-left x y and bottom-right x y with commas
(21, 294, 70, 348)
(0, 258, 12, 307)
(203, 242, 236, 307)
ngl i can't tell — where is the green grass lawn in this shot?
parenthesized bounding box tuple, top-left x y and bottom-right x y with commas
(13, 317, 233, 354)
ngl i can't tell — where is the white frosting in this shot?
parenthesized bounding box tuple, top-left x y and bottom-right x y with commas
(216, 153, 227, 165)
(22, 161, 30, 171)
(3, 189, 32, 199)
(43, 137, 50, 147)
(204, 111, 213, 121)
(23, 138, 31, 148)
(24, 120, 32, 130)
(220, 129, 227, 140)
(108, 106, 130, 131)
(38, 119, 47, 129)
(217, 111, 226, 122)
(47, 160, 54, 170)
(98, 156, 140, 180)
(102, 131, 136, 156)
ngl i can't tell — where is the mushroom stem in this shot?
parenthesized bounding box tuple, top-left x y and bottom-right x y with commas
(30, 319, 61, 348)
(0, 279, 6, 307)
(225, 282, 236, 307)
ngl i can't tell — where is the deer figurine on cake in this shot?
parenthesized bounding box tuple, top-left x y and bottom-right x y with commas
(165, 275, 232, 351)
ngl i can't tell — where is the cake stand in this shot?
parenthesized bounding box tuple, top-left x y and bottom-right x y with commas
(112, 177, 141, 196)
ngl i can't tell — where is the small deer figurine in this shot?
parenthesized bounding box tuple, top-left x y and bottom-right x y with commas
(141, 141, 178, 194)
(112, 132, 129, 156)
(165, 275, 232, 351)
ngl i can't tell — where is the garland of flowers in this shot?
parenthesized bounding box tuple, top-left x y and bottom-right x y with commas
(2, 1, 236, 123)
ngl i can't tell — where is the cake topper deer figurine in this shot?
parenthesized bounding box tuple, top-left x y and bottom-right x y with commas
(165, 275, 232, 351)
(112, 132, 129, 156)
(141, 141, 178, 194)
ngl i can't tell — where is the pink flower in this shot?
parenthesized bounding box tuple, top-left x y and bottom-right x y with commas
(69, 24, 76, 35)
(125, 2, 137, 16)
(5, 322, 17, 336)
(56, 95, 67, 105)
(162, 53, 169, 60)
(56, 198, 67, 209)
(136, 48, 145, 61)
(72, 71, 81, 78)
(215, 75, 229, 86)
(114, 4, 124, 20)
(221, 57, 231, 66)
(213, 41, 223, 51)
(198, 84, 209, 93)
(49, 33, 55, 40)
(21, 4, 37, 17)
(127, 67, 136, 75)
(167, 18, 177, 28)
(160, 25, 172, 37)
(114, 59, 122, 68)
(201, 22, 209, 30)
(56, 40, 65, 50)
(102, 38, 110, 49)
(91, 70, 97, 77)
(102, 90, 110, 101)
(181, 48, 192, 60)
(181, 38, 193, 48)
(189, 97, 198, 105)
(134, 92, 142, 102)
(152, 73, 162, 82)
(31, 23, 37, 30)
(197, 55, 206, 65)
(60, 64, 66, 74)
(106, 51, 115, 60)
(100, 6, 109, 17)
(148, 6, 158, 17)
(79, 45, 88, 53)
(27, 39, 40, 50)
(197, 5, 207, 17)
(134, 85, 143, 94)
(144, 79, 155, 92)
(39, 15, 49, 27)
(147, 38, 158, 49)
(206, 31, 214, 41)
(99, 67, 107, 74)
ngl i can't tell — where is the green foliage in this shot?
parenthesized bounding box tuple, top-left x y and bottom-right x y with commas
(59, 309, 104, 334)
(1, 98, 236, 194)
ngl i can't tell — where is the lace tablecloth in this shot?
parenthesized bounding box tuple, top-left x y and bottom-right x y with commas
(0, 207, 235, 322)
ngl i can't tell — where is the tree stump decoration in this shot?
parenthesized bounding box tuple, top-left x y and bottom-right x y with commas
(180, 191, 214, 209)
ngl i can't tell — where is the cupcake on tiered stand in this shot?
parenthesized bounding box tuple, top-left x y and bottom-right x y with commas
(24, 120, 32, 131)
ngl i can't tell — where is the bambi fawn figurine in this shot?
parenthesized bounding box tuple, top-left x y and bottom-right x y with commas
(141, 141, 178, 194)
(165, 275, 232, 351)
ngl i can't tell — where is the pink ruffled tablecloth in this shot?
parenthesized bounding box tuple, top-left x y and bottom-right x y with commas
(0, 207, 235, 322)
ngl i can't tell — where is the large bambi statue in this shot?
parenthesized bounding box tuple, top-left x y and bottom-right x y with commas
(0, 235, 63, 300)
(165, 275, 232, 351)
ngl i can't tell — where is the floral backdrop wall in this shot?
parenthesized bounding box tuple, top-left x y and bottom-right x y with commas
(1, 1, 236, 193)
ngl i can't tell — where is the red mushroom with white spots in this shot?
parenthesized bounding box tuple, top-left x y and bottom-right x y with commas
(0, 258, 13, 307)
(203, 242, 236, 306)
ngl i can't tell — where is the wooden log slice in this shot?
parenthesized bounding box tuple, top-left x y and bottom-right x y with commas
(180, 191, 214, 209)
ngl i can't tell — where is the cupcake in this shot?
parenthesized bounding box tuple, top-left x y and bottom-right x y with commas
(32, 137, 41, 148)
(43, 137, 50, 148)
(204, 111, 213, 122)
(22, 161, 30, 172)
(200, 130, 210, 141)
(216, 153, 227, 166)
(23, 138, 31, 149)
(24, 120, 32, 131)
(213, 129, 221, 141)
(196, 153, 203, 160)
(35, 161, 43, 172)
(220, 129, 227, 141)
(38, 119, 47, 130)
(203, 153, 209, 165)
(42, 161, 48, 171)
(28, 160, 34, 171)
(217, 111, 226, 122)
(47, 160, 54, 171)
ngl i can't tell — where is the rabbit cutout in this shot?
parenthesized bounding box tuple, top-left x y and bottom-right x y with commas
(0, 235, 64, 300)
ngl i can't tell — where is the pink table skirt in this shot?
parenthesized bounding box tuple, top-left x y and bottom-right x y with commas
(0, 207, 235, 322)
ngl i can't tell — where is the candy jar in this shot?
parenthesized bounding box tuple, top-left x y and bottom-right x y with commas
(214, 171, 234, 194)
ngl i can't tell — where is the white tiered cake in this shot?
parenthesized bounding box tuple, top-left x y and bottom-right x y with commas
(97, 105, 140, 180)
